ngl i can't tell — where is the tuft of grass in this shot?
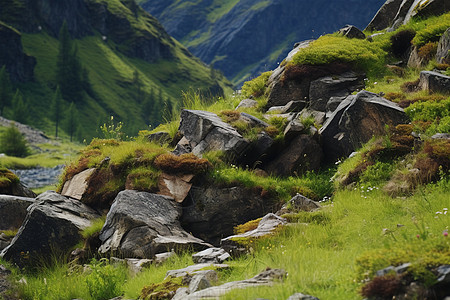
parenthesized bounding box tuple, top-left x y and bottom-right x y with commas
(153, 153, 212, 175)
(0, 167, 19, 188)
(81, 217, 106, 240)
(241, 71, 272, 98)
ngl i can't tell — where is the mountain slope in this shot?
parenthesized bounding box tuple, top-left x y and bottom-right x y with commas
(139, 0, 385, 86)
(0, 0, 231, 139)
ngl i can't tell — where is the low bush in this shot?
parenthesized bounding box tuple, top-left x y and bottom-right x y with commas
(0, 167, 19, 189)
(241, 71, 272, 98)
(390, 29, 416, 58)
(0, 124, 30, 157)
(411, 13, 450, 47)
(85, 258, 126, 300)
(418, 42, 438, 61)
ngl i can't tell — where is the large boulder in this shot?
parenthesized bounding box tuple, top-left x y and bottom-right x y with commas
(320, 91, 408, 162)
(436, 28, 450, 64)
(0, 23, 36, 83)
(338, 25, 365, 39)
(0, 195, 35, 231)
(309, 71, 365, 112)
(61, 168, 96, 200)
(265, 134, 323, 176)
(419, 71, 450, 94)
(98, 190, 211, 258)
(0, 191, 99, 268)
(181, 186, 275, 245)
(177, 110, 250, 160)
(366, 0, 404, 31)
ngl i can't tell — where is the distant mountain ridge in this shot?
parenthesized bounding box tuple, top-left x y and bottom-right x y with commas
(0, 0, 231, 139)
(139, 0, 386, 86)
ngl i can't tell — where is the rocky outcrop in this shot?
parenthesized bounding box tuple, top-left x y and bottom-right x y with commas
(0, 117, 51, 145)
(419, 71, 450, 94)
(366, 0, 450, 31)
(61, 168, 96, 200)
(436, 28, 450, 64)
(0, 23, 35, 83)
(338, 25, 365, 39)
(98, 190, 211, 258)
(176, 110, 250, 160)
(181, 186, 274, 245)
(0, 191, 99, 268)
(192, 247, 230, 264)
(276, 194, 321, 216)
(320, 91, 408, 162)
(0, 195, 35, 231)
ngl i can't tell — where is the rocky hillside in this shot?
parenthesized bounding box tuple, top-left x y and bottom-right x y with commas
(0, 0, 232, 140)
(139, 0, 385, 86)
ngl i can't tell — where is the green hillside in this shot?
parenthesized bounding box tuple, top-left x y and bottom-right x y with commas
(0, 0, 232, 140)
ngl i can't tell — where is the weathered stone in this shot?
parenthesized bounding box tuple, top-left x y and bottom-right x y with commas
(437, 265, 450, 283)
(320, 91, 408, 162)
(366, 0, 404, 31)
(0, 191, 99, 268)
(166, 264, 225, 282)
(436, 28, 450, 64)
(265, 134, 322, 176)
(158, 173, 194, 203)
(178, 109, 250, 160)
(192, 247, 231, 264)
(409, 0, 450, 22)
(276, 194, 321, 216)
(181, 186, 274, 245)
(0, 23, 36, 83)
(61, 168, 96, 200)
(222, 213, 287, 246)
(0, 195, 35, 231)
(419, 71, 450, 94)
(110, 257, 153, 276)
(248, 131, 275, 164)
(184, 268, 287, 299)
(431, 133, 450, 139)
(240, 113, 269, 128)
(298, 109, 326, 125)
(154, 251, 176, 265)
(268, 101, 307, 114)
(309, 72, 365, 112)
(236, 99, 258, 110)
(98, 190, 211, 258)
(189, 273, 212, 293)
(338, 25, 365, 39)
(408, 46, 427, 68)
(283, 120, 306, 142)
(287, 293, 320, 300)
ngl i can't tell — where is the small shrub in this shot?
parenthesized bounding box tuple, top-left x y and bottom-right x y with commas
(418, 42, 438, 61)
(360, 161, 395, 186)
(412, 16, 450, 47)
(0, 124, 30, 157)
(153, 153, 212, 175)
(241, 71, 272, 98)
(401, 79, 420, 93)
(360, 274, 404, 298)
(140, 276, 183, 300)
(390, 29, 416, 58)
(0, 167, 19, 189)
(219, 110, 241, 123)
(405, 98, 450, 121)
(85, 258, 126, 300)
(81, 217, 106, 240)
(384, 92, 406, 102)
(125, 167, 160, 191)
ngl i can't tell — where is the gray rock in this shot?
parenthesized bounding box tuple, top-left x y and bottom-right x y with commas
(166, 264, 224, 282)
(419, 71, 450, 94)
(99, 190, 211, 258)
(320, 91, 408, 162)
(338, 25, 365, 39)
(240, 113, 269, 128)
(437, 265, 450, 283)
(431, 133, 450, 139)
(284, 120, 306, 142)
(287, 293, 320, 300)
(249, 131, 275, 163)
(184, 268, 287, 299)
(309, 72, 365, 112)
(222, 213, 287, 246)
(154, 251, 176, 265)
(0, 191, 99, 268)
(408, 46, 427, 68)
(189, 273, 212, 293)
(110, 257, 153, 276)
(192, 248, 230, 264)
(265, 134, 323, 176)
(0, 195, 35, 231)
(298, 109, 326, 125)
(0, 116, 51, 145)
(394, 262, 411, 274)
(178, 109, 250, 160)
(366, 0, 404, 31)
(268, 101, 307, 114)
(436, 28, 450, 64)
(376, 266, 395, 277)
(181, 186, 273, 245)
(145, 131, 172, 145)
(236, 99, 258, 110)
(276, 194, 321, 216)
(172, 287, 190, 300)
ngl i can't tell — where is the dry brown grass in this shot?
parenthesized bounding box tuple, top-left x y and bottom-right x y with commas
(153, 153, 212, 175)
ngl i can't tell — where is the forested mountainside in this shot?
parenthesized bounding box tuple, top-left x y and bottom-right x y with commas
(0, 0, 231, 140)
(139, 0, 385, 86)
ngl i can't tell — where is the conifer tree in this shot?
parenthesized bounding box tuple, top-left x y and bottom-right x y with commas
(10, 89, 28, 124)
(51, 87, 62, 138)
(0, 66, 12, 116)
(65, 102, 78, 142)
(132, 70, 143, 103)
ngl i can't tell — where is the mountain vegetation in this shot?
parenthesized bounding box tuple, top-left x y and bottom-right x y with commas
(140, 0, 386, 86)
(0, 0, 231, 141)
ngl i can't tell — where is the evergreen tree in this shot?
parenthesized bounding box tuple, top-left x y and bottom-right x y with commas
(0, 66, 12, 116)
(163, 97, 173, 121)
(10, 89, 28, 124)
(65, 102, 78, 142)
(51, 86, 63, 138)
(132, 70, 143, 103)
(0, 124, 29, 157)
(56, 21, 83, 103)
